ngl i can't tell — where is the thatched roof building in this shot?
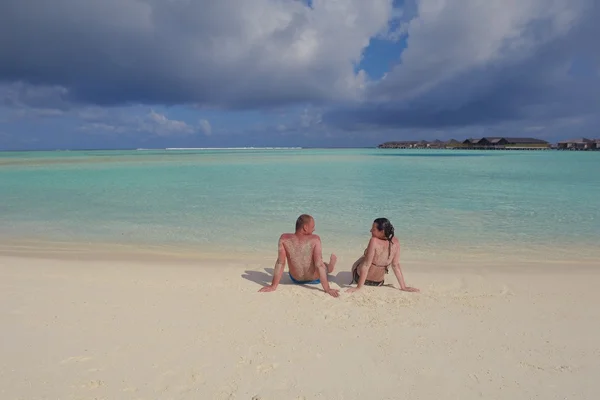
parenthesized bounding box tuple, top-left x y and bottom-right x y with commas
(464, 137, 549, 146)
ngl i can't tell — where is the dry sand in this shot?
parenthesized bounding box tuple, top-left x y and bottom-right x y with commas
(1, 252, 599, 400)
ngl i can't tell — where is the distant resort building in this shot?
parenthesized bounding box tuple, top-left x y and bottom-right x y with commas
(378, 137, 551, 150)
(378, 141, 419, 149)
(461, 137, 550, 150)
(378, 138, 462, 149)
(378, 136, 600, 150)
(557, 138, 599, 150)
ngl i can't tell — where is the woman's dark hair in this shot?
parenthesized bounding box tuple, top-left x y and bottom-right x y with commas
(373, 217, 395, 257)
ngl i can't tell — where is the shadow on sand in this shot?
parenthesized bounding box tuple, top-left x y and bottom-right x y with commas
(241, 268, 355, 291)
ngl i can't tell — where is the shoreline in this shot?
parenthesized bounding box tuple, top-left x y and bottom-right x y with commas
(2, 235, 599, 267)
(1, 236, 598, 270)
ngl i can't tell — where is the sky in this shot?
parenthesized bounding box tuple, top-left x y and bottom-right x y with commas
(0, 0, 599, 150)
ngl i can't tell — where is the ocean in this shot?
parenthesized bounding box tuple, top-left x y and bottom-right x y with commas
(1, 148, 598, 262)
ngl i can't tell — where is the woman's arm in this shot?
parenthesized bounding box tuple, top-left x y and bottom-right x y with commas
(347, 238, 376, 293)
(391, 243, 419, 292)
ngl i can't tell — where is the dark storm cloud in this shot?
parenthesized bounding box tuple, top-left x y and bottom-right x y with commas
(325, 0, 600, 133)
(0, 0, 393, 108)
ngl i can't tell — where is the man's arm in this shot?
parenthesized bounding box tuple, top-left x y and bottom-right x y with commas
(258, 236, 287, 292)
(391, 243, 419, 292)
(313, 237, 339, 298)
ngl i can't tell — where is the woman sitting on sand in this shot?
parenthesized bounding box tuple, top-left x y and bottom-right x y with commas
(347, 218, 419, 293)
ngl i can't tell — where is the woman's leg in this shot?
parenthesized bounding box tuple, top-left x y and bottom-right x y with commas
(350, 256, 365, 284)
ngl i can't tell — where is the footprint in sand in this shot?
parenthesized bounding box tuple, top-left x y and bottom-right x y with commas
(519, 361, 545, 371)
(500, 285, 514, 296)
(555, 365, 575, 372)
(216, 382, 239, 399)
(162, 370, 177, 377)
(80, 379, 104, 389)
(190, 369, 201, 384)
(60, 355, 92, 364)
(256, 363, 278, 374)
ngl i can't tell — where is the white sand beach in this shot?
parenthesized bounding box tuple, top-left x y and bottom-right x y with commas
(1, 252, 599, 400)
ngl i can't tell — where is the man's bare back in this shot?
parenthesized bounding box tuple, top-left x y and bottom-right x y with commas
(259, 215, 339, 297)
(280, 233, 335, 281)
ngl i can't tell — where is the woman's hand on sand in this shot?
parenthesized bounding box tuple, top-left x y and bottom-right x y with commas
(259, 285, 277, 293)
(400, 286, 419, 292)
(346, 287, 360, 294)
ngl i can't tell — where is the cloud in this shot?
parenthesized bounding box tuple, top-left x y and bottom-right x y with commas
(371, 0, 587, 101)
(0, 0, 394, 108)
(79, 110, 199, 137)
(2, 0, 599, 148)
(250, 106, 323, 136)
(300, 107, 323, 128)
(145, 111, 195, 136)
(10, 107, 66, 119)
(199, 119, 212, 136)
(0, 82, 70, 109)
(377, 1, 417, 42)
(324, 0, 600, 136)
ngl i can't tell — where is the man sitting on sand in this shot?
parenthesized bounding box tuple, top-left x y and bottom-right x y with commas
(259, 214, 339, 297)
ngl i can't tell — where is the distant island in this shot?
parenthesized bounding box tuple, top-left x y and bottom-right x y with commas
(378, 137, 600, 151)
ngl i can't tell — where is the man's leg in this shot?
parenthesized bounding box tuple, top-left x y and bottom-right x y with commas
(309, 254, 337, 281)
(324, 253, 337, 273)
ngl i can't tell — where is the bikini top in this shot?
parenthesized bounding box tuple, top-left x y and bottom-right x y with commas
(363, 247, 392, 268)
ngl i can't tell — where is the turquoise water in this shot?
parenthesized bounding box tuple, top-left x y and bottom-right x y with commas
(1, 149, 599, 261)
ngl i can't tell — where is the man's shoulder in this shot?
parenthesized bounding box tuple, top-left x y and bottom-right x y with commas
(280, 233, 321, 248)
(279, 233, 295, 241)
(308, 234, 321, 242)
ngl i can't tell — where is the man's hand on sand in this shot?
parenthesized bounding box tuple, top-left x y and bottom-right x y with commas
(326, 288, 340, 298)
(400, 286, 420, 292)
(346, 287, 360, 294)
(259, 285, 277, 293)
